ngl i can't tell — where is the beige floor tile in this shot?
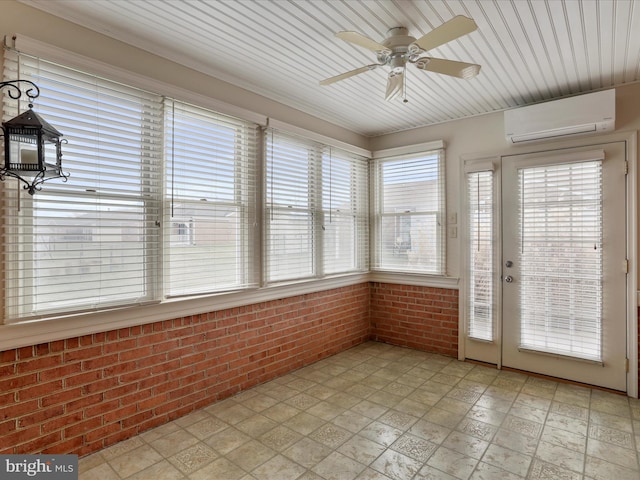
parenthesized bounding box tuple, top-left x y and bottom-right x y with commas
(390, 433, 438, 462)
(528, 458, 580, 480)
(338, 434, 387, 465)
(584, 455, 640, 480)
(442, 431, 489, 460)
(427, 446, 478, 479)
(312, 451, 367, 480)
(108, 444, 164, 478)
(235, 413, 278, 437)
(587, 438, 639, 469)
(283, 437, 332, 468)
(534, 440, 584, 473)
(370, 449, 424, 480)
(284, 412, 326, 435)
(360, 420, 404, 447)
(225, 439, 276, 471)
(332, 410, 374, 433)
(251, 454, 307, 480)
(78, 342, 640, 480)
(481, 444, 532, 477)
(80, 461, 121, 480)
(148, 428, 200, 458)
(204, 426, 251, 454)
(543, 412, 588, 436)
(469, 461, 524, 480)
(184, 415, 228, 440)
(168, 443, 218, 474)
(491, 428, 539, 456)
(258, 424, 302, 451)
(540, 424, 586, 452)
(309, 423, 352, 449)
(262, 402, 301, 422)
(409, 419, 452, 444)
(129, 459, 187, 479)
(188, 457, 245, 480)
(350, 400, 389, 420)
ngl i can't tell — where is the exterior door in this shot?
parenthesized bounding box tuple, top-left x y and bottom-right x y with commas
(464, 142, 628, 392)
(502, 144, 627, 391)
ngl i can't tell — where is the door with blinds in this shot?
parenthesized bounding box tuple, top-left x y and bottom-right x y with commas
(464, 142, 628, 391)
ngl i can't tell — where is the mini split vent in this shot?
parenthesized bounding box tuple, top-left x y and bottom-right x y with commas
(504, 89, 615, 144)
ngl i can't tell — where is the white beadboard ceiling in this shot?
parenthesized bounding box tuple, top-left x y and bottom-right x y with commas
(19, 0, 640, 137)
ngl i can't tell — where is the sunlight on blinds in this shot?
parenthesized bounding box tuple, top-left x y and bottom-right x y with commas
(467, 171, 494, 341)
(2, 50, 163, 318)
(519, 160, 603, 361)
(265, 132, 318, 282)
(164, 100, 258, 297)
(322, 148, 368, 275)
(372, 151, 445, 274)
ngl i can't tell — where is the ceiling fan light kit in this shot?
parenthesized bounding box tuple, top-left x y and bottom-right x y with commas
(321, 15, 481, 102)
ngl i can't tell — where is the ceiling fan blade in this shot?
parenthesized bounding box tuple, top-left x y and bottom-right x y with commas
(415, 57, 481, 79)
(320, 64, 380, 86)
(385, 72, 404, 101)
(335, 31, 391, 53)
(411, 15, 477, 52)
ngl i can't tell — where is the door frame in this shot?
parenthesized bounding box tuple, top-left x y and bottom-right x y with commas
(458, 130, 638, 397)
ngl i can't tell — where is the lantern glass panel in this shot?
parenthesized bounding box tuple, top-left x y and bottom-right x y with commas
(7, 129, 42, 173)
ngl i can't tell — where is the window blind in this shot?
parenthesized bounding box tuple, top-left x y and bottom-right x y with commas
(164, 99, 258, 296)
(2, 49, 163, 319)
(518, 160, 603, 361)
(265, 130, 368, 283)
(372, 150, 445, 274)
(466, 171, 494, 341)
(322, 147, 368, 275)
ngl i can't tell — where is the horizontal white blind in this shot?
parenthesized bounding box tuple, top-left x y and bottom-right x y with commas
(3, 50, 163, 319)
(467, 171, 494, 341)
(519, 160, 603, 361)
(164, 99, 258, 296)
(372, 150, 445, 274)
(322, 147, 368, 274)
(265, 131, 318, 282)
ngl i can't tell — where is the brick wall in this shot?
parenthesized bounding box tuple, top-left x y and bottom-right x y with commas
(370, 283, 459, 357)
(0, 283, 370, 456)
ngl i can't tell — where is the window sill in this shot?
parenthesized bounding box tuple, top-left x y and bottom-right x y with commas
(0, 271, 459, 351)
(0, 273, 369, 351)
(369, 271, 460, 289)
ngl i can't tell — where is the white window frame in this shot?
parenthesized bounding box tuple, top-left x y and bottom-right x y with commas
(264, 130, 368, 284)
(371, 142, 446, 276)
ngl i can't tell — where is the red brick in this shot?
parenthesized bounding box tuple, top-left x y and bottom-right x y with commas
(64, 417, 103, 438)
(17, 405, 65, 429)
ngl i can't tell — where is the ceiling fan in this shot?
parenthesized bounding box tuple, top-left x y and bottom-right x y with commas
(320, 16, 481, 102)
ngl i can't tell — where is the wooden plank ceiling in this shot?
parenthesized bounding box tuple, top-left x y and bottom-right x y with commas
(19, 0, 640, 137)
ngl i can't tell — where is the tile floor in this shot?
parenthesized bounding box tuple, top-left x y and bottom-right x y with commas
(79, 341, 640, 480)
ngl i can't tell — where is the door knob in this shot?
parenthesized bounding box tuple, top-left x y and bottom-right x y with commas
(504, 275, 514, 283)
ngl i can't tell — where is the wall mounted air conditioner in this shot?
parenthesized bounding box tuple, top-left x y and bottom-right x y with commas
(504, 89, 615, 144)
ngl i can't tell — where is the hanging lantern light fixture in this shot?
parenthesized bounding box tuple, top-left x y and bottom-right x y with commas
(0, 79, 68, 195)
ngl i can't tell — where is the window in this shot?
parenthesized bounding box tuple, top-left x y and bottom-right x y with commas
(2, 50, 163, 320)
(265, 131, 368, 283)
(2, 49, 259, 321)
(519, 160, 603, 360)
(372, 149, 445, 274)
(164, 100, 258, 297)
(466, 170, 494, 341)
(322, 148, 368, 275)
